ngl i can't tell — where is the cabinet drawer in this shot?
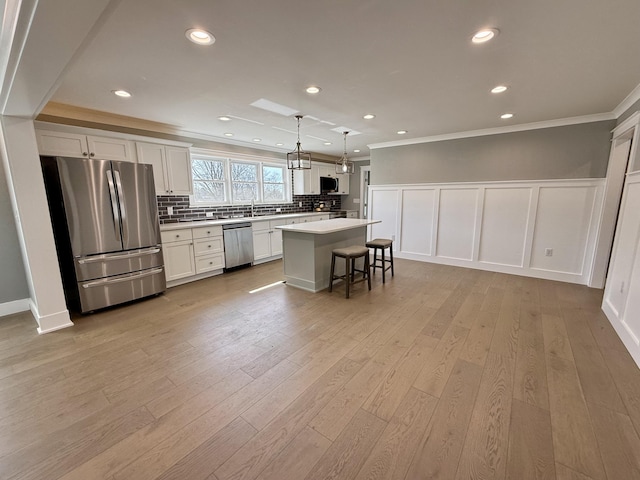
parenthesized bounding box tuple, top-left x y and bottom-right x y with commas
(161, 229, 193, 244)
(195, 253, 225, 273)
(252, 220, 270, 231)
(194, 237, 224, 256)
(193, 225, 223, 239)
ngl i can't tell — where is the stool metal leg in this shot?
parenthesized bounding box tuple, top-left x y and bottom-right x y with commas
(372, 247, 378, 275)
(389, 245, 394, 277)
(381, 247, 386, 284)
(345, 256, 351, 299)
(365, 254, 371, 291)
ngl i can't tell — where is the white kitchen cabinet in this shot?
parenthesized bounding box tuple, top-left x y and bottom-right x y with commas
(252, 219, 286, 263)
(161, 229, 195, 283)
(293, 166, 320, 195)
(136, 142, 192, 195)
(335, 173, 350, 195)
(36, 130, 136, 162)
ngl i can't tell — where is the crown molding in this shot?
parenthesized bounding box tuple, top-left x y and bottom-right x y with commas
(368, 113, 616, 150)
(613, 82, 640, 119)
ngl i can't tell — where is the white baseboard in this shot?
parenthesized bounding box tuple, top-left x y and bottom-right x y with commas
(29, 301, 73, 334)
(0, 298, 30, 317)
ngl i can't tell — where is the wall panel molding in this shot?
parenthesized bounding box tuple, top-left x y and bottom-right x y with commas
(368, 178, 605, 285)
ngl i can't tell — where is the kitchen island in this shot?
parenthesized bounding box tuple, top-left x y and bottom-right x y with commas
(276, 218, 381, 292)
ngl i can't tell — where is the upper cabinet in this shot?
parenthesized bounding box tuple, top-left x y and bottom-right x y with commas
(293, 163, 350, 195)
(136, 142, 192, 195)
(36, 130, 136, 162)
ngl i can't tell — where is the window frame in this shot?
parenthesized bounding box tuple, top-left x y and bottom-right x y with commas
(189, 150, 292, 207)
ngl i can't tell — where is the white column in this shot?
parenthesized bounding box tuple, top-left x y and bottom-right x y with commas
(0, 116, 72, 333)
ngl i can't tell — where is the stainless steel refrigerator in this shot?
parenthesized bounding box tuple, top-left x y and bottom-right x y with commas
(42, 156, 166, 313)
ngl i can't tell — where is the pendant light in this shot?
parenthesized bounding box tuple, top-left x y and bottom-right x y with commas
(335, 131, 355, 174)
(287, 115, 312, 170)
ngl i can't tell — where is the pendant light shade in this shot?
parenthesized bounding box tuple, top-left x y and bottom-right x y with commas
(335, 131, 355, 174)
(287, 115, 312, 170)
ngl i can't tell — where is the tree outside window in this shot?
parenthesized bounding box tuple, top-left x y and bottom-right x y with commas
(263, 165, 285, 202)
(192, 157, 226, 203)
(231, 162, 258, 202)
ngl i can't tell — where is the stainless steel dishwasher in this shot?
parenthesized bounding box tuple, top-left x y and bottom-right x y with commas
(222, 222, 254, 270)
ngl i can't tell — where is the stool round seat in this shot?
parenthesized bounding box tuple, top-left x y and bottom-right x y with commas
(333, 245, 370, 257)
(365, 238, 395, 283)
(329, 245, 371, 298)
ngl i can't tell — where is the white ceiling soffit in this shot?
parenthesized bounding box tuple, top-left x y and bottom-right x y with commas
(37, 0, 640, 156)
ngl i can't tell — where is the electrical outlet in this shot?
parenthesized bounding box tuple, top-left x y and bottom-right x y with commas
(298, 201, 303, 208)
(275, 208, 282, 213)
(353, 198, 360, 204)
(545, 248, 553, 257)
(205, 211, 214, 217)
(167, 206, 174, 216)
(332, 200, 336, 206)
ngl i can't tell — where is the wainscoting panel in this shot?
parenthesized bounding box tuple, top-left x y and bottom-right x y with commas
(400, 188, 435, 256)
(368, 179, 604, 284)
(603, 173, 640, 367)
(530, 185, 598, 275)
(479, 187, 532, 267)
(436, 188, 478, 261)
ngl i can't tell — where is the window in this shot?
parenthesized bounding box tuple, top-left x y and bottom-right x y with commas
(190, 152, 291, 206)
(262, 165, 286, 202)
(192, 156, 226, 203)
(231, 162, 258, 202)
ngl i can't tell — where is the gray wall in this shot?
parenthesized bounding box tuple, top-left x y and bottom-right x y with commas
(0, 160, 29, 304)
(370, 121, 615, 185)
(342, 160, 370, 213)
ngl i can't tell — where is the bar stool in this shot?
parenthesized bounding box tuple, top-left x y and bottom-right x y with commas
(329, 245, 371, 298)
(366, 238, 394, 283)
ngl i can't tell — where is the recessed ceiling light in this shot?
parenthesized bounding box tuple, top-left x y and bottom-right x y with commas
(224, 133, 234, 137)
(306, 86, 321, 94)
(186, 29, 215, 45)
(112, 90, 131, 98)
(491, 85, 508, 94)
(276, 142, 284, 146)
(218, 116, 231, 121)
(354, 149, 361, 153)
(324, 142, 332, 146)
(472, 28, 499, 44)
(501, 113, 514, 119)
(397, 130, 408, 135)
(253, 138, 262, 142)
(363, 114, 376, 120)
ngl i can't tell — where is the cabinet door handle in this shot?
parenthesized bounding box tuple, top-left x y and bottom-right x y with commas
(89, 152, 95, 157)
(175, 234, 180, 238)
(82, 152, 88, 156)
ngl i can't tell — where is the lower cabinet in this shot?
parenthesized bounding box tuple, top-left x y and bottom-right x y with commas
(161, 226, 224, 286)
(253, 219, 286, 264)
(161, 228, 196, 282)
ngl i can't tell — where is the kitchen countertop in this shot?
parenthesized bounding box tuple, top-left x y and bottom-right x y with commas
(275, 218, 380, 235)
(159, 212, 330, 231)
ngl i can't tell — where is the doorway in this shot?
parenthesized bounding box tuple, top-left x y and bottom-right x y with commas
(360, 166, 370, 219)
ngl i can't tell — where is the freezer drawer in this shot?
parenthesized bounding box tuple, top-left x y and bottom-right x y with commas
(77, 267, 166, 313)
(74, 247, 164, 281)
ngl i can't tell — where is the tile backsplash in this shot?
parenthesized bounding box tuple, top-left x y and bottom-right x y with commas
(157, 194, 342, 223)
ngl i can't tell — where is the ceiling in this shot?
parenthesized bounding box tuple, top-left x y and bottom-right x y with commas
(48, 0, 640, 157)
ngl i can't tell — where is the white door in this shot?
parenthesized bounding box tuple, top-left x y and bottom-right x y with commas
(165, 146, 193, 195)
(136, 142, 168, 194)
(87, 136, 135, 162)
(163, 241, 195, 281)
(36, 130, 88, 158)
(253, 230, 272, 261)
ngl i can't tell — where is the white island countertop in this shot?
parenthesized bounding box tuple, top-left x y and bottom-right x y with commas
(276, 218, 380, 234)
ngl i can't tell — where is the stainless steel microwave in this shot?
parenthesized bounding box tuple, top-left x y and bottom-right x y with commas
(320, 176, 338, 193)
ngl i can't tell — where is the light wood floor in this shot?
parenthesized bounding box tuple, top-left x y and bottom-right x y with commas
(2, 259, 640, 480)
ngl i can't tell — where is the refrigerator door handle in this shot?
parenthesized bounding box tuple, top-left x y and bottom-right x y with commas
(113, 169, 128, 244)
(106, 169, 122, 242)
(81, 267, 164, 288)
(77, 247, 161, 264)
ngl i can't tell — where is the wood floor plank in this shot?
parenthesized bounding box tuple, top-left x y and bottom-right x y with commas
(362, 334, 437, 421)
(586, 401, 640, 480)
(555, 463, 594, 480)
(489, 292, 520, 360)
(513, 328, 549, 410)
(542, 314, 573, 361)
(255, 426, 331, 480)
(111, 360, 298, 480)
(304, 409, 387, 480)
(455, 352, 514, 480)
(506, 399, 556, 480)
(354, 388, 438, 480)
(546, 354, 605, 480)
(154, 417, 258, 480)
(405, 359, 483, 480)
(412, 325, 470, 398)
(214, 358, 362, 480)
